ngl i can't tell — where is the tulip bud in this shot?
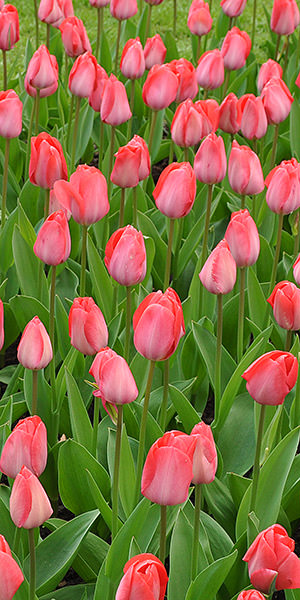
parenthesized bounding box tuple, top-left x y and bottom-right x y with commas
(0, 416, 47, 478)
(257, 59, 282, 93)
(190, 422, 217, 484)
(271, 0, 300, 35)
(153, 161, 196, 219)
(89, 347, 138, 412)
(110, 0, 137, 19)
(238, 591, 269, 600)
(221, 0, 247, 17)
(144, 34, 166, 70)
(105, 225, 147, 286)
(199, 239, 236, 294)
(24, 44, 58, 98)
(261, 77, 293, 124)
(219, 92, 241, 134)
(195, 98, 219, 131)
(238, 94, 268, 140)
(29, 132, 68, 189)
(68, 164, 109, 225)
(0, 5, 19, 51)
(194, 133, 227, 184)
(265, 158, 300, 214)
(187, 0, 213, 36)
(225, 209, 260, 267)
(142, 64, 179, 110)
(59, 16, 91, 57)
(221, 26, 251, 71)
(0, 90, 22, 138)
(69, 297, 108, 355)
(171, 98, 209, 148)
(34, 210, 71, 265)
(88, 63, 108, 112)
(120, 37, 145, 79)
(101, 74, 132, 126)
(116, 554, 168, 600)
(126, 135, 151, 181)
(10, 465, 53, 528)
(242, 351, 298, 405)
(0, 535, 24, 600)
(68, 52, 97, 98)
(267, 281, 300, 330)
(168, 58, 198, 102)
(196, 49, 224, 90)
(50, 180, 72, 219)
(293, 253, 300, 285)
(38, 0, 74, 27)
(228, 140, 264, 195)
(17, 316, 53, 370)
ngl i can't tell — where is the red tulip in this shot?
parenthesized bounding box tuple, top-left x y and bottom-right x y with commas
(194, 133, 227, 184)
(59, 16, 91, 57)
(0, 416, 47, 479)
(17, 316, 53, 370)
(120, 37, 145, 79)
(238, 94, 268, 140)
(242, 351, 298, 405)
(271, 0, 299, 35)
(68, 164, 109, 225)
(228, 140, 264, 195)
(69, 297, 108, 355)
(34, 209, 71, 265)
(168, 58, 198, 102)
(0, 535, 24, 600)
(221, 0, 247, 16)
(105, 225, 147, 286)
(221, 26, 251, 71)
(225, 209, 260, 267)
(88, 63, 108, 112)
(261, 77, 293, 124)
(0, 5, 19, 51)
(257, 59, 282, 93)
(265, 158, 300, 214)
(10, 465, 53, 528)
(199, 239, 237, 294)
(89, 347, 138, 412)
(68, 52, 97, 98)
(144, 34, 166, 70)
(237, 591, 267, 600)
(116, 553, 168, 600)
(29, 132, 68, 189)
(0, 90, 22, 138)
(142, 64, 178, 110)
(24, 44, 58, 98)
(101, 74, 132, 126)
(190, 422, 217, 484)
(133, 288, 185, 361)
(110, 0, 137, 19)
(153, 161, 196, 218)
(187, 0, 213, 36)
(38, 0, 74, 27)
(267, 281, 300, 330)
(219, 92, 242, 134)
(196, 49, 224, 90)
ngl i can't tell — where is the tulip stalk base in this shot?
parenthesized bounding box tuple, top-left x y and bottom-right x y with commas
(35, 89, 40, 137)
(237, 267, 246, 363)
(148, 110, 158, 157)
(132, 186, 138, 228)
(114, 20, 122, 74)
(164, 218, 175, 291)
(215, 294, 223, 424)
(71, 96, 81, 175)
(127, 80, 135, 140)
(92, 395, 100, 458)
(249, 403, 266, 514)
(98, 119, 104, 171)
(2, 50, 7, 90)
(119, 188, 125, 228)
(263, 212, 284, 328)
(199, 184, 213, 317)
(1, 138, 10, 230)
(28, 528, 36, 600)
(159, 359, 169, 431)
(26, 100, 36, 177)
(32, 369, 38, 415)
(124, 286, 132, 363)
(159, 504, 167, 564)
(80, 225, 88, 297)
(270, 124, 279, 171)
(49, 266, 57, 416)
(191, 483, 201, 580)
(112, 404, 123, 540)
(134, 360, 156, 505)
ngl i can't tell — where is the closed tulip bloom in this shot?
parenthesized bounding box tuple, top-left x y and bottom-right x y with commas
(221, 0, 247, 17)
(38, 0, 74, 27)
(0, 90, 22, 138)
(69, 164, 109, 225)
(0, 5, 19, 50)
(265, 158, 300, 214)
(10, 466, 53, 529)
(228, 140, 264, 195)
(24, 45, 58, 98)
(268, 281, 300, 330)
(171, 99, 210, 147)
(225, 209, 260, 267)
(120, 37, 145, 79)
(29, 132, 68, 189)
(141, 431, 195, 505)
(133, 288, 185, 361)
(50, 179, 72, 219)
(89, 0, 110, 6)
(0, 299, 3, 352)
(238, 94, 268, 140)
(17, 316, 53, 370)
(68, 52, 97, 98)
(88, 64, 108, 112)
(187, 0, 213, 36)
(243, 524, 300, 592)
(200, 239, 236, 294)
(293, 254, 300, 285)
(0, 535, 24, 600)
(194, 133, 227, 184)
(101, 74, 132, 126)
(271, 0, 299, 35)
(153, 162, 196, 219)
(257, 59, 282, 93)
(59, 16, 91, 57)
(219, 92, 241, 134)
(221, 27, 251, 71)
(195, 98, 219, 131)
(34, 210, 71, 265)
(111, 143, 142, 188)
(142, 64, 179, 110)
(69, 297, 108, 355)
(242, 351, 298, 405)
(105, 225, 147, 286)
(168, 58, 198, 102)
(261, 77, 293, 124)
(110, 0, 137, 19)
(0, 416, 47, 479)
(116, 553, 168, 600)
(89, 347, 138, 410)
(238, 592, 268, 600)
(144, 34, 166, 70)
(196, 49, 224, 90)
(190, 422, 217, 484)
(126, 135, 150, 181)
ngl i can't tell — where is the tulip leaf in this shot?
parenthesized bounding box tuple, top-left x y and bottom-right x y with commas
(169, 384, 200, 432)
(65, 368, 93, 453)
(137, 210, 167, 286)
(85, 467, 122, 532)
(12, 225, 49, 307)
(40, 583, 95, 600)
(185, 549, 238, 600)
(290, 100, 300, 161)
(23, 510, 99, 595)
(0, 206, 18, 274)
(94, 560, 110, 600)
(87, 233, 113, 322)
(227, 61, 257, 96)
(9, 295, 49, 331)
(218, 393, 255, 475)
(76, 103, 95, 163)
(107, 425, 136, 518)
(247, 266, 268, 330)
(55, 294, 70, 360)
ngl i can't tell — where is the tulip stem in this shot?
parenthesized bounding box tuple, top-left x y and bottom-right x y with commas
(115, 20, 122, 73)
(159, 504, 167, 564)
(173, 217, 184, 282)
(2, 50, 7, 90)
(251, 0, 257, 47)
(199, 183, 213, 317)
(32, 369, 38, 415)
(71, 96, 81, 175)
(35, 89, 40, 136)
(196, 36, 201, 63)
(282, 36, 289, 78)
(107, 125, 116, 206)
(46, 23, 50, 49)
(241, 194, 245, 209)
(80, 225, 88, 297)
(222, 70, 230, 100)
(263, 212, 284, 329)
(92, 395, 100, 457)
(124, 286, 132, 363)
(119, 188, 125, 228)
(132, 186, 137, 228)
(67, 94, 74, 154)
(127, 80, 135, 140)
(184, 147, 189, 162)
(169, 139, 174, 164)
(285, 329, 292, 352)
(44, 188, 50, 219)
(134, 360, 156, 505)
(33, 0, 39, 47)
(145, 5, 152, 42)
(1, 138, 10, 230)
(64, 52, 69, 89)
(160, 359, 169, 431)
(96, 7, 103, 63)
(270, 123, 279, 171)
(215, 294, 223, 423)
(112, 404, 123, 540)
(191, 483, 201, 580)
(249, 404, 266, 514)
(164, 218, 175, 290)
(148, 110, 158, 157)
(49, 265, 57, 414)
(237, 267, 246, 362)
(26, 100, 35, 178)
(275, 34, 281, 61)
(98, 119, 104, 171)
(28, 528, 36, 600)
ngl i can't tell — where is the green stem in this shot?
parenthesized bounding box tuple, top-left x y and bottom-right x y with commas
(35, 89, 40, 136)
(80, 225, 88, 297)
(145, 4, 152, 42)
(2, 50, 7, 90)
(215, 294, 223, 424)
(33, 0, 39, 47)
(237, 267, 246, 362)
(107, 125, 116, 202)
(251, 0, 257, 47)
(169, 138, 174, 164)
(28, 528, 36, 600)
(127, 79, 135, 140)
(112, 404, 123, 539)
(32, 369, 38, 415)
(282, 36, 289, 78)
(293, 209, 300, 256)
(1, 138, 10, 229)
(196, 36, 201, 63)
(92, 395, 100, 457)
(148, 110, 158, 156)
(115, 20, 122, 73)
(164, 218, 175, 290)
(67, 94, 74, 153)
(184, 147, 189, 162)
(275, 34, 281, 61)
(222, 70, 230, 100)
(297, 27, 300, 64)
(96, 7, 103, 63)
(270, 123, 279, 170)
(98, 118, 104, 171)
(191, 484, 201, 580)
(241, 194, 245, 209)
(199, 184, 213, 317)
(285, 329, 292, 352)
(46, 23, 50, 49)
(291, 352, 300, 429)
(159, 504, 167, 564)
(64, 52, 69, 89)
(159, 359, 169, 431)
(124, 286, 131, 363)
(132, 186, 138, 228)
(173, 218, 184, 281)
(134, 360, 156, 505)
(44, 187, 50, 220)
(71, 96, 81, 174)
(26, 99, 35, 178)
(263, 212, 284, 328)
(249, 404, 266, 514)
(119, 188, 125, 228)
(49, 265, 57, 414)
(13, 526, 21, 555)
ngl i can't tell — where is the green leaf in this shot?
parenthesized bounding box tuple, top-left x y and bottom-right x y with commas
(85, 468, 122, 532)
(65, 368, 93, 453)
(76, 103, 95, 163)
(12, 225, 48, 307)
(119, 425, 136, 517)
(9, 295, 49, 331)
(218, 393, 255, 475)
(290, 100, 300, 160)
(169, 384, 200, 432)
(87, 234, 113, 322)
(0, 207, 18, 274)
(247, 266, 267, 330)
(185, 550, 238, 600)
(40, 584, 95, 600)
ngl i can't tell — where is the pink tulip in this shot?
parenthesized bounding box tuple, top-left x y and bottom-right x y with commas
(110, 0, 137, 19)
(194, 133, 227, 184)
(142, 64, 178, 110)
(0, 535, 24, 600)
(196, 49, 224, 90)
(199, 239, 236, 295)
(0, 90, 22, 138)
(220, 0, 247, 16)
(242, 351, 298, 405)
(171, 99, 210, 147)
(187, 0, 213, 36)
(105, 225, 147, 286)
(257, 59, 282, 93)
(190, 422, 217, 484)
(68, 164, 109, 225)
(88, 63, 108, 112)
(24, 44, 58, 98)
(265, 158, 300, 214)
(225, 209, 260, 267)
(116, 554, 168, 600)
(89, 347, 138, 412)
(0, 4, 19, 50)
(219, 92, 242, 134)
(29, 132, 68, 189)
(221, 26, 251, 71)
(69, 297, 108, 355)
(168, 58, 198, 102)
(59, 16, 91, 57)
(0, 416, 47, 478)
(261, 77, 293, 125)
(68, 52, 97, 98)
(153, 161, 196, 218)
(101, 74, 132, 126)
(34, 210, 71, 265)
(10, 465, 53, 528)
(267, 281, 300, 330)
(144, 34, 166, 70)
(271, 0, 300, 35)
(238, 94, 268, 140)
(120, 37, 145, 79)
(17, 316, 53, 370)
(89, 0, 109, 6)
(38, 0, 74, 27)
(228, 140, 264, 195)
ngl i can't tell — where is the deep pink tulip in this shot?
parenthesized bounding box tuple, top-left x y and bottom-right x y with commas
(265, 158, 300, 214)
(105, 225, 147, 286)
(219, 92, 242, 134)
(50, 180, 72, 219)
(24, 44, 58, 98)
(200, 239, 236, 295)
(261, 77, 293, 124)
(0, 416, 47, 479)
(195, 98, 219, 131)
(68, 52, 97, 98)
(268, 281, 300, 330)
(271, 0, 299, 35)
(225, 209, 260, 267)
(221, 26, 251, 71)
(153, 161, 196, 219)
(144, 34, 166, 70)
(101, 74, 132, 126)
(257, 59, 282, 93)
(142, 64, 178, 110)
(69, 297, 108, 355)
(89, 347, 138, 411)
(17, 316, 53, 370)
(126, 135, 151, 181)
(0, 535, 24, 600)
(194, 133, 227, 184)
(242, 351, 298, 405)
(38, 0, 74, 27)
(190, 422, 217, 484)
(228, 140, 264, 195)
(88, 63, 108, 112)
(220, 0, 247, 16)
(238, 94, 268, 140)
(187, 0, 213, 36)
(68, 164, 109, 225)
(0, 5, 19, 50)
(116, 554, 168, 600)
(34, 210, 71, 265)
(59, 16, 91, 57)
(238, 591, 268, 600)
(196, 49, 224, 90)
(10, 465, 53, 528)
(171, 99, 209, 147)
(293, 254, 300, 285)
(110, 0, 137, 19)
(168, 58, 198, 102)
(29, 132, 68, 189)
(120, 37, 145, 79)
(0, 90, 22, 138)
(110, 136, 150, 188)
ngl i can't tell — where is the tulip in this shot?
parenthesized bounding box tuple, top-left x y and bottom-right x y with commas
(228, 140, 264, 196)
(24, 44, 58, 98)
(153, 161, 196, 219)
(133, 288, 185, 361)
(168, 58, 198, 102)
(242, 350, 298, 405)
(38, 0, 74, 27)
(110, 0, 137, 19)
(243, 524, 300, 592)
(0, 89, 22, 138)
(116, 553, 168, 600)
(238, 94, 268, 140)
(219, 92, 241, 134)
(68, 164, 109, 225)
(265, 158, 300, 214)
(196, 49, 224, 90)
(110, 144, 142, 189)
(68, 52, 97, 98)
(88, 63, 108, 112)
(69, 297, 108, 355)
(29, 132, 68, 190)
(221, 27, 251, 71)
(271, 0, 300, 35)
(144, 34, 166, 70)
(0, 535, 24, 600)
(126, 135, 151, 181)
(257, 59, 282, 93)
(59, 16, 91, 57)
(141, 431, 195, 505)
(50, 180, 72, 219)
(89, 0, 109, 5)
(293, 254, 300, 285)
(0, 5, 19, 51)
(142, 64, 179, 110)
(10, 465, 53, 528)
(17, 316, 53, 370)
(34, 209, 71, 265)
(267, 281, 300, 331)
(237, 592, 266, 600)
(101, 74, 132, 126)
(195, 98, 219, 131)
(225, 209, 260, 267)
(171, 98, 210, 148)
(105, 225, 147, 286)
(190, 422, 217, 484)
(187, 0, 213, 36)
(0, 299, 3, 351)
(261, 77, 293, 125)
(221, 0, 247, 17)
(144, 0, 164, 4)
(194, 133, 227, 184)
(120, 37, 145, 79)
(89, 347, 138, 410)
(199, 238, 236, 295)
(0, 416, 47, 478)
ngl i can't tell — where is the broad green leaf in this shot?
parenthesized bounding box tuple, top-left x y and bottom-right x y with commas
(9, 295, 49, 331)
(185, 550, 238, 600)
(40, 583, 95, 600)
(65, 368, 93, 453)
(218, 393, 255, 475)
(169, 384, 200, 432)
(85, 468, 122, 532)
(0, 207, 18, 274)
(247, 265, 267, 330)
(94, 560, 110, 600)
(290, 100, 300, 160)
(87, 234, 113, 322)
(55, 295, 70, 360)
(119, 426, 136, 517)
(203, 477, 236, 539)
(76, 103, 95, 162)
(12, 226, 48, 307)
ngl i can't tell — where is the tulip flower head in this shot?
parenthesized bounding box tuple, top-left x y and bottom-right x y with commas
(221, 26, 251, 71)
(225, 209, 260, 267)
(153, 161, 196, 218)
(29, 132, 68, 190)
(25, 45, 58, 99)
(219, 92, 242, 134)
(190, 422, 217, 484)
(187, 0, 213, 36)
(194, 133, 227, 184)
(101, 74, 132, 126)
(89, 347, 138, 414)
(0, 89, 22, 139)
(10, 465, 53, 528)
(105, 225, 147, 286)
(69, 297, 108, 355)
(265, 158, 300, 215)
(257, 59, 282, 93)
(228, 140, 264, 196)
(168, 58, 198, 102)
(242, 351, 298, 405)
(17, 316, 53, 370)
(0, 535, 24, 600)
(238, 94, 268, 140)
(142, 64, 179, 110)
(120, 37, 145, 80)
(270, 0, 300, 35)
(261, 77, 293, 125)
(68, 164, 109, 225)
(144, 34, 166, 70)
(0, 4, 19, 51)
(199, 239, 237, 295)
(116, 553, 168, 600)
(0, 416, 47, 479)
(59, 16, 91, 57)
(220, 0, 247, 17)
(110, 0, 138, 20)
(267, 281, 300, 330)
(68, 52, 98, 98)
(196, 49, 225, 90)
(34, 210, 71, 265)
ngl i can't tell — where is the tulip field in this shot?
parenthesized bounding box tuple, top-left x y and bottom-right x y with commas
(2, 0, 300, 599)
